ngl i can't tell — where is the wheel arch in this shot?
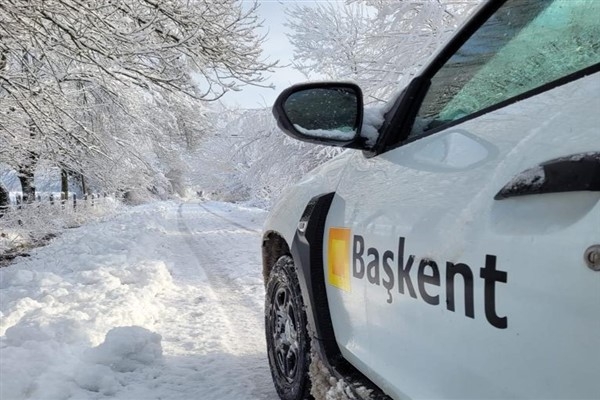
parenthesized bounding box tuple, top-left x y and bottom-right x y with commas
(262, 230, 291, 285)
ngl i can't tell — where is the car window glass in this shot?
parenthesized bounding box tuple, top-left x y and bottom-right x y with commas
(411, 0, 600, 137)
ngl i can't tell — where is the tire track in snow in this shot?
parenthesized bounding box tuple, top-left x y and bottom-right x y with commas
(197, 202, 261, 234)
(176, 203, 275, 400)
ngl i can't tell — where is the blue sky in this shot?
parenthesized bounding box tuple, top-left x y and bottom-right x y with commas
(221, 1, 324, 109)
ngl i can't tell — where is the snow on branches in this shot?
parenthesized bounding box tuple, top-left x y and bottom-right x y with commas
(0, 0, 275, 198)
(286, 0, 479, 103)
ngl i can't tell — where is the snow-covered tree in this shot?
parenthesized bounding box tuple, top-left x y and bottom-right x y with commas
(189, 106, 341, 207)
(286, 0, 479, 103)
(0, 0, 275, 199)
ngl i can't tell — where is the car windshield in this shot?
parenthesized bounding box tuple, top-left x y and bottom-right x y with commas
(413, 0, 600, 135)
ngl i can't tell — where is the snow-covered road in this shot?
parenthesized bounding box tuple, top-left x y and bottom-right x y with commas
(0, 201, 277, 399)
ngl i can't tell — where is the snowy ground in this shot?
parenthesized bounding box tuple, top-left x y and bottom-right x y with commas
(0, 201, 278, 399)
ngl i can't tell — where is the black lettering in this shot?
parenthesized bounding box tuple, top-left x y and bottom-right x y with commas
(367, 248, 380, 285)
(480, 255, 508, 329)
(352, 235, 365, 279)
(382, 251, 395, 304)
(353, 234, 507, 329)
(397, 237, 417, 298)
(446, 262, 474, 318)
(418, 259, 440, 305)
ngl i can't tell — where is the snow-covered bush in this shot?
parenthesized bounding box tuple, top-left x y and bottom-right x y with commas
(0, 195, 121, 258)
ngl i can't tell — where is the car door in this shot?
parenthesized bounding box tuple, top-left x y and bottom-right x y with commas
(323, 1, 600, 398)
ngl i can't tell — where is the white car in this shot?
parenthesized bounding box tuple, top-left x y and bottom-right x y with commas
(262, 0, 600, 399)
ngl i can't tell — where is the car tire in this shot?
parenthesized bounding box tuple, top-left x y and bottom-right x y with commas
(265, 255, 312, 400)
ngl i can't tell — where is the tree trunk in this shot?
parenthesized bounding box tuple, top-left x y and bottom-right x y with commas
(61, 168, 69, 200)
(17, 167, 35, 203)
(79, 173, 87, 195)
(0, 183, 9, 215)
(17, 120, 39, 204)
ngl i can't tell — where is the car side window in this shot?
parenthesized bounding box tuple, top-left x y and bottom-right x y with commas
(411, 0, 600, 137)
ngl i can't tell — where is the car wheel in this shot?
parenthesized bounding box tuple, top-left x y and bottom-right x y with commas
(265, 255, 311, 400)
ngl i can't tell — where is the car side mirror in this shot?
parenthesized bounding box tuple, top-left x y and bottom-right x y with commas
(272, 82, 365, 149)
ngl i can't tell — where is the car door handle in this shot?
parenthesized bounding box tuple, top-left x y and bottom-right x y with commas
(495, 152, 600, 200)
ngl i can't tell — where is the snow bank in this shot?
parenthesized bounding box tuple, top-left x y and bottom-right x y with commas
(0, 204, 176, 399)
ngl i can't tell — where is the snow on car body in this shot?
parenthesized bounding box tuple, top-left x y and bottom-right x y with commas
(262, 1, 600, 399)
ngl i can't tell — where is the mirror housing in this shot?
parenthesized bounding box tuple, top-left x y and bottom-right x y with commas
(272, 82, 366, 149)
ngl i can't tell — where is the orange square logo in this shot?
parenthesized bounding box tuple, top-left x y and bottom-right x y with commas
(328, 227, 351, 291)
